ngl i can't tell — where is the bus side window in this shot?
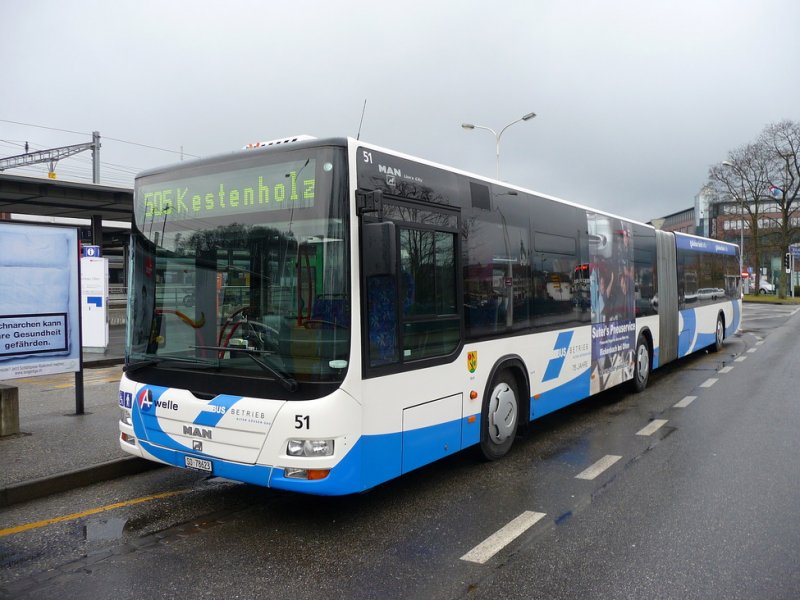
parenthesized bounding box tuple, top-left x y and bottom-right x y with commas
(399, 228, 459, 360)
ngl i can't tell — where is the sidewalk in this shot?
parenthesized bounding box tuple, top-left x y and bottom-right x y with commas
(0, 326, 161, 507)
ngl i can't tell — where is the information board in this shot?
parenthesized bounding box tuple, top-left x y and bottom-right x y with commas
(80, 256, 109, 350)
(0, 222, 80, 380)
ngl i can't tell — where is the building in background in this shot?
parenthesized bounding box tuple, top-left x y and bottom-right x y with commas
(650, 190, 800, 294)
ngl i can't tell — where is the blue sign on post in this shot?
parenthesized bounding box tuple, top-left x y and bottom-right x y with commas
(82, 245, 101, 258)
(790, 246, 800, 258)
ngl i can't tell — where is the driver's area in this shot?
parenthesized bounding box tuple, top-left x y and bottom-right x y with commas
(130, 216, 350, 385)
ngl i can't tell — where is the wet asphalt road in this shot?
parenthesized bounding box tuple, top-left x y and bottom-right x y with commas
(2, 303, 799, 599)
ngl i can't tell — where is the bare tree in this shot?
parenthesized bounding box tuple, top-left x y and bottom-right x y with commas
(759, 120, 800, 296)
(708, 142, 771, 292)
(708, 120, 800, 297)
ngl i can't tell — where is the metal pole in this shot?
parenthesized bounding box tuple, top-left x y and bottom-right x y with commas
(75, 367, 85, 415)
(740, 220, 744, 273)
(92, 131, 100, 184)
(495, 136, 500, 181)
(75, 230, 85, 415)
(91, 214, 103, 246)
(88, 132, 102, 413)
(740, 217, 745, 293)
(462, 113, 535, 182)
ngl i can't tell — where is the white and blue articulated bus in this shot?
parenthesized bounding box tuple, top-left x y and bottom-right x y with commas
(118, 137, 741, 494)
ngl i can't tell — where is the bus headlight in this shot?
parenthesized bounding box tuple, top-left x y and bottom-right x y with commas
(286, 439, 334, 457)
(120, 410, 132, 426)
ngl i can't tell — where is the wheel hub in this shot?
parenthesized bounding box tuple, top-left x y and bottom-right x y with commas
(636, 345, 649, 381)
(488, 383, 517, 443)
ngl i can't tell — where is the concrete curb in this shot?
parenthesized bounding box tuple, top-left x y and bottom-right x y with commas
(0, 457, 164, 508)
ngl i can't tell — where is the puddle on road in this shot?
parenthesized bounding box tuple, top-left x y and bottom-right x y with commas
(84, 517, 128, 541)
(555, 511, 573, 526)
(542, 438, 591, 468)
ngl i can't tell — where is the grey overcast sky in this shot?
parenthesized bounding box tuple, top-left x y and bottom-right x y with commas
(2, 0, 799, 223)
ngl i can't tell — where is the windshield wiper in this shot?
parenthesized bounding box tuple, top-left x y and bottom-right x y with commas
(191, 345, 298, 392)
(125, 355, 218, 375)
(125, 358, 159, 375)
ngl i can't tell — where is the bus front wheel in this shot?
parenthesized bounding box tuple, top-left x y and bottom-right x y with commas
(480, 370, 519, 460)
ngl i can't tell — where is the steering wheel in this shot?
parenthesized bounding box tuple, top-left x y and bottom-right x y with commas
(219, 307, 281, 355)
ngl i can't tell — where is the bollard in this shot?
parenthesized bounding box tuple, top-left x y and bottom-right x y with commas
(0, 383, 20, 437)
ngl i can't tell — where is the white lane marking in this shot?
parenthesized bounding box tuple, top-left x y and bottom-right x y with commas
(674, 396, 696, 408)
(636, 419, 668, 436)
(575, 455, 622, 480)
(719, 366, 734, 374)
(791, 307, 800, 316)
(460, 511, 547, 564)
(747, 348, 758, 354)
(735, 356, 747, 362)
(700, 378, 718, 388)
(756, 341, 764, 346)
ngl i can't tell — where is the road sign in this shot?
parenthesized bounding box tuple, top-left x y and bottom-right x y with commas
(790, 246, 800, 257)
(81, 245, 101, 257)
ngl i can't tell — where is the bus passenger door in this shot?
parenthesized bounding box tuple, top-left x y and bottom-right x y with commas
(360, 201, 462, 372)
(359, 198, 464, 475)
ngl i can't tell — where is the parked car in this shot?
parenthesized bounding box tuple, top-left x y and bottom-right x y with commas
(759, 280, 775, 294)
(697, 287, 723, 301)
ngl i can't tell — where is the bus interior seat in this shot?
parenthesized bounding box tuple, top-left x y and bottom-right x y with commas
(310, 294, 350, 328)
(366, 275, 397, 365)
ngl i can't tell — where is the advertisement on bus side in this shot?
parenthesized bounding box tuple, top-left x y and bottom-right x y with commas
(587, 213, 636, 393)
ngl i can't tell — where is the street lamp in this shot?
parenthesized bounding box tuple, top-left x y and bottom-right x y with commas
(461, 112, 537, 180)
(722, 160, 746, 276)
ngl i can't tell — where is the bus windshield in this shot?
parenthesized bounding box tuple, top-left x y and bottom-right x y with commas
(126, 145, 349, 388)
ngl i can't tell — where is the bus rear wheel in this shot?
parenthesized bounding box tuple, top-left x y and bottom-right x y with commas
(632, 334, 651, 393)
(711, 314, 725, 352)
(480, 370, 519, 460)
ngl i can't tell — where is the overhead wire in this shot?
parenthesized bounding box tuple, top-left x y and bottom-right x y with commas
(0, 120, 198, 185)
(0, 117, 199, 159)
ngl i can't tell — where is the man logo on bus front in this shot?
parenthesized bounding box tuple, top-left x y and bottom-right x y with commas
(137, 388, 153, 411)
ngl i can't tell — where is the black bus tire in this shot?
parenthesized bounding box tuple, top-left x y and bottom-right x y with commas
(480, 370, 519, 460)
(712, 314, 725, 353)
(631, 334, 651, 393)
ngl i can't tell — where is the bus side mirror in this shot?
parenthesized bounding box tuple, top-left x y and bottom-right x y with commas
(362, 221, 396, 277)
(356, 189, 383, 217)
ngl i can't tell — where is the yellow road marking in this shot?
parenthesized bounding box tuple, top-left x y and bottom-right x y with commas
(51, 378, 119, 389)
(18, 374, 121, 390)
(0, 489, 191, 538)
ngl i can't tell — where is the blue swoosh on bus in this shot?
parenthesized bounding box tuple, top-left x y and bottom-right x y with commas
(542, 331, 574, 382)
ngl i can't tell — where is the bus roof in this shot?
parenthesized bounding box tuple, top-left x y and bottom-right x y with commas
(137, 135, 688, 238)
(134, 137, 348, 181)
